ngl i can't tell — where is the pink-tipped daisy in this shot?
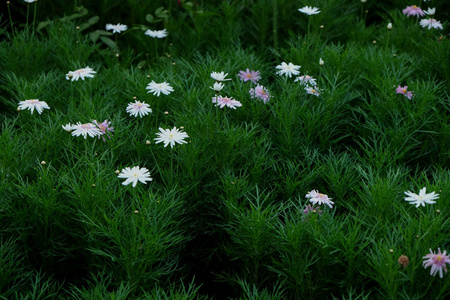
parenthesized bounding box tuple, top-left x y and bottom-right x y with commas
(17, 99, 50, 114)
(212, 95, 242, 109)
(249, 84, 272, 104)
(305, 190, 334, 208)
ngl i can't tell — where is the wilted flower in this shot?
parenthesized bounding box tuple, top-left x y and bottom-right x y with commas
(211, 71, 231, 82)
(402, 5, 425, 17)
(126, 101, 152, 118)
(105, 23, 128, 34)
(404, 187, 439, 207)
(144, 29, 168, 38)
(275, 62, 301, 78)
(237, 69, 261, 84)
(66, 67, 96, 81)
(298, 6, 321, 15)
(17, 99, 50, 114)
(398, 255, 410, 269)
(249, 84, 272, 104)
(212, 95, 242, 109)
(305, 190, 334, 208)
(396, 85, 413, 100)
(423, 248, 450, 278)
(303, 204, 323, 216)
(117, 166, 153, 187)
(419, 18, 443, 30)
(154, 126, 189, 148)
(146, 81, 174, 96)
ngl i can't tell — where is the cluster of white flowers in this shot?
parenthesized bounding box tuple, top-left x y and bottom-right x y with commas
(209, 71, 242, 109)
(276, 61, 323, 97)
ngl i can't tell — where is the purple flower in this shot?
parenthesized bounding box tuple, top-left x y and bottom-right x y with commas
(396, 85, 413, 100)
(237, 68, 261, 84)
(249, 84, 272, 104)
(402, 5, 425, 17)
(94, 119, 114, 141)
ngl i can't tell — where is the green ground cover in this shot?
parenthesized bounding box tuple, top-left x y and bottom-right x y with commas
(1, 0, 450, 299)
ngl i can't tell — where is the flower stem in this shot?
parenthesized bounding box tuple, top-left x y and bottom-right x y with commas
(33, 2, 37, 32)
(7, 3, 14, 32)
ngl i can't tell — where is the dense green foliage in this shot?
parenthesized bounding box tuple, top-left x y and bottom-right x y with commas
(1, 0, 449, 299)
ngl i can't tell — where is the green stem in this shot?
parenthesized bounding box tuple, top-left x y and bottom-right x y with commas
(154, 38, 159, 61)
(7, 3, 14, 32)
(26, 5, 30, 30)
(33, 2, 37, 32)
(307, 18, 311, 40)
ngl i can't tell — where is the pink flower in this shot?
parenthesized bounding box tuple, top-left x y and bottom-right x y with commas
(396, 85, 413, 100)
(249, 84, 272, 104)
(423, 248, 450, 278)
(305, 190, 334, 208)
(212, 95, 242, 109)
(94, 119, 114, 142)
(237, 68, 261, 84)
(402, 5, 425, 17)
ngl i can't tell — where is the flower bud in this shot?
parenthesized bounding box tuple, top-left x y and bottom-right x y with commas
(387, 23, 392, 30)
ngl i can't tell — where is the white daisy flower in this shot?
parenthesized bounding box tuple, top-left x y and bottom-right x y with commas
(305, 86, 322, 97)
(210, 71, 232, 82)
(404, 187, 439, 207)
(305, 190, 334, 208)
(424, 8, 436, 16)
(105, 23, 128, 34)
(66, 67, 96, 81)
(146, 81, 174, 97)
(298, 6, 321, 15)
(154, 127, 189, 148)
(117, 166, 153, 187)
(144, 29, 168, 38)
(62, 123, 76, 132)
(17, 99, 50, 114)
(275, 62, 301, 78)
(71, 122, 102, 139)
(419, 18, 443, 30)
(126, 101, 152, 118)
(209, 82, 225, 92)
(294, 75, 317, 86)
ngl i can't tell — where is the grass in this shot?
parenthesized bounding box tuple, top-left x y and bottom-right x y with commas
(1, 0, 450, 299)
